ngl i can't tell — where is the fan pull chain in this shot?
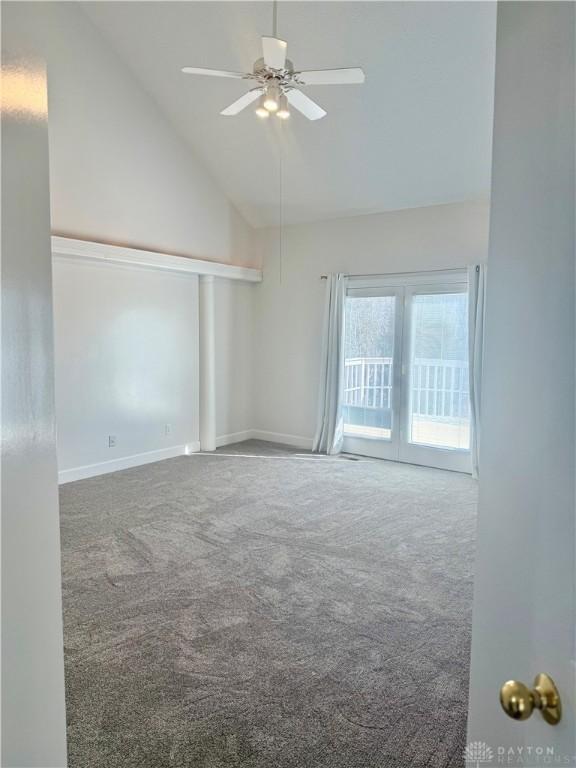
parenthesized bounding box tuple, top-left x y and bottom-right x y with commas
(271, 0, 283, 283)
(278, 121, 283, 285)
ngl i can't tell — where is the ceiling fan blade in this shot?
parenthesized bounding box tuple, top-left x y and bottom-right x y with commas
(181, 67, 246, 79)
(220, 89, 263, 116)
(262, 36, 287, 70)
(286, 89, 326, 121)
(297, 68, 365, 86)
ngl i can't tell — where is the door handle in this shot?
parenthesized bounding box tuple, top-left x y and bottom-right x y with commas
(500, 673, 561, 725)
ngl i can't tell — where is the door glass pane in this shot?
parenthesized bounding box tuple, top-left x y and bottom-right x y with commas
(344, 296, 396, 440)
(408, 292, 470, 449)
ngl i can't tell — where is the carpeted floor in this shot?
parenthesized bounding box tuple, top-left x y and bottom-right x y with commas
(59, 440, 477, 768)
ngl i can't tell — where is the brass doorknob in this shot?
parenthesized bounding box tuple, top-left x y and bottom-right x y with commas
(500, 673, 561, 725)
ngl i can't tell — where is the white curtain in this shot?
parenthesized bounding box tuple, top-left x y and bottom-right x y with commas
(468, 264, 486, 478)
(313, 273, 347, 454)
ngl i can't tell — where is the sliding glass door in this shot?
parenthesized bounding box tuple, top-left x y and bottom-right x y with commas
(342, 289, 403, 460)
(342, 272, 471, 473)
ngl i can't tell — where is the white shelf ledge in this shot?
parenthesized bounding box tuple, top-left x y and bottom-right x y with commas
(51, 236, 262, 283)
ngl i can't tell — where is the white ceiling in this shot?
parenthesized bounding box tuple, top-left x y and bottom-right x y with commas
(83, 1, 496, 228)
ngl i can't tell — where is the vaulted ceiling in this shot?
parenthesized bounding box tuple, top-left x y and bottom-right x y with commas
(83, 1, 497, 228)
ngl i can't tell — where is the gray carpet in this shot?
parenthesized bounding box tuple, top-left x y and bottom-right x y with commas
(59, 440, 477, 768)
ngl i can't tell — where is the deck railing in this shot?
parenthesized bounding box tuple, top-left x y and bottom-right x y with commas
(344, 357, 393, 410)
(344, 357, 469, 419)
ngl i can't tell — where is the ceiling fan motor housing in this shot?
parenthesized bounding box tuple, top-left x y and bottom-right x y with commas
(253, 57, 294, 79)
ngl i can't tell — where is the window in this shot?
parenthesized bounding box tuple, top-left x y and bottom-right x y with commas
(408, 292, 470, 450)
(343, 296, 396, 440)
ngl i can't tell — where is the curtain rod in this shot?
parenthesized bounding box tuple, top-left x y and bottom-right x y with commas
(320, 267, 469, 280)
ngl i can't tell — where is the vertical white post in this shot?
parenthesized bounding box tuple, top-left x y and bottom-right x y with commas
(199, 275, 216, 451)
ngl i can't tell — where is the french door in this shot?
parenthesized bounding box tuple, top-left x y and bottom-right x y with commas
(342, 271, 471, 473)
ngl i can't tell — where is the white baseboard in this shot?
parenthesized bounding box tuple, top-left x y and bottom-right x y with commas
(215, 430, 254, 448)
(250, 430, 314, 450)
(58, 442, 200, 484)
(58, 431, 313, 483)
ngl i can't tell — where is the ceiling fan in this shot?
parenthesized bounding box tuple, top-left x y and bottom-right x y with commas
(181, 36, 365, 121)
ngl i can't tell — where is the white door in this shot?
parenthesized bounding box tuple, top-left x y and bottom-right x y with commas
(466, 3, 575, 766)
(399, 283, 470, 473)
(2, 6, 68, 765)
(342, 272, 471, 473)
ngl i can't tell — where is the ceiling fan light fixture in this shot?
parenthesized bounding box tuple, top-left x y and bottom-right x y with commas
(263, 83, 280, 112)
(277, 93, 290, 119)
(255, 94, 270, 118)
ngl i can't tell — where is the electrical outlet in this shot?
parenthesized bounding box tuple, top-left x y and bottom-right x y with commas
(164, 423, 171, 436)
(108, 435, 117, 448)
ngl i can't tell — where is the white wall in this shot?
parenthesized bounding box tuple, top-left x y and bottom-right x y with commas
(9, 0, 262, 480)
(253, 201, 490, 445)
(53, 258, 200, 482)
(467, 1, 575, 755)
(214, 279, 256, 444)
(24, 1, 257, 267)
(1, 4, 68, 765)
